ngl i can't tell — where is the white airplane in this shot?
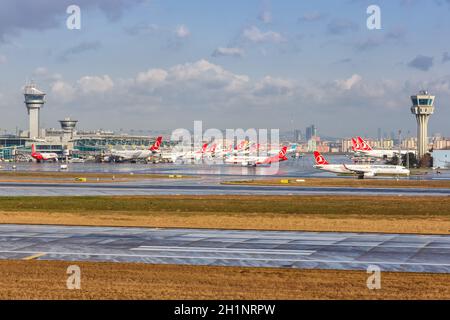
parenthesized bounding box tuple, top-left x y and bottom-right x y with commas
(208, 143, 234, 159)
(314, 151, 410, 178)
(110, 136, 162, 162)
(177, 143, 209, 161)
(353, 137, 412, 159)
(225, 146, 288, 167)
(267, 143, 297, 156)
(31, 144, 59, 162)
(136, 136, 162, 159)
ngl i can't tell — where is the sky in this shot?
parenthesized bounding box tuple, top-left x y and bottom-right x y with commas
(0, 0, 449, 138)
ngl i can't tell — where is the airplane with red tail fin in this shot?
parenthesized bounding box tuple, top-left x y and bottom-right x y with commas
(225, 146, 288, 166)
(31, 144, 59, 162)
(314, 151, 410, 178)
(352, 136, 412, 159)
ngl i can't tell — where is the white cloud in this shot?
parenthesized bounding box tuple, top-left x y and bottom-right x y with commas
(78, 75, 114, 94)
(254, 76, 295, 97)
(335, 74, 362, 90)
(136, 69, 168, 86)
(168, 60, 243, 83)
(51, 80, 76, 102)
(212, 47, 244, 57)
(32, 67, 62, 81)
(175, 24, 190, 38)
(242, 26, 285, 43)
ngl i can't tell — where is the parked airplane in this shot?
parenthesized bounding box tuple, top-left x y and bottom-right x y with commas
(314, 151, 410, 178)
(225, 146, 288, 166)
(267, 143, 297, 156)
(136, 136, 163, 159)
(352, 137, 411, 159)
(177, 143, 209, 161)
(110, 136, 162, 162)
(31, 144, 58, 162)
(210, 143, 233, 159)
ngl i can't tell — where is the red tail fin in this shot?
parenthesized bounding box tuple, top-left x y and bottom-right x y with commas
(31, 144, 36, 154)
(351, 138, 358, 151)
(201, 143, 208, 153)
(357, 137, 372, 151)
(279, 146, 288, 159)
(150, 136, 162, 151)
(314, 151, 329, 165)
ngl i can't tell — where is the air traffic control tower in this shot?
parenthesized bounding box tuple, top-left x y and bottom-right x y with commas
(24, 82, 46, 139)
(411, 90, 435, 159)
(59, 117, 78, 141)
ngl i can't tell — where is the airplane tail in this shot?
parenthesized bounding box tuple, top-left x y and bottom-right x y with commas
(150, 136, 162, 151)
(201, 143, 208, 153)
(351, 138, 358, 151)
(209, 144, 217, 153)
(314, 151, 329, 165)
(357, 137, 372, 151)
(279, 146, 288, 159)
(31, 144, 36, 154)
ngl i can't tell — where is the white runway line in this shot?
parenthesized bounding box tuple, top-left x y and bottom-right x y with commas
(130, 246, 315, 255)
(0, 250, 449, 267)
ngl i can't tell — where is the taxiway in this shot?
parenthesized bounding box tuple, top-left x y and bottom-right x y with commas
(0, 224, 448, 273)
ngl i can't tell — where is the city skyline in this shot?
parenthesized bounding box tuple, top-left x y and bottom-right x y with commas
(0, 0, 450, 137)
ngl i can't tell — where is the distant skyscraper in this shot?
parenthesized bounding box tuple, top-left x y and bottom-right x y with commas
(294, 129, 302, 142)
(390, 131, 395, 141)
(377, 128, 382, 141)
(411, 90, 435, 159)
(305, 125, 317, 141)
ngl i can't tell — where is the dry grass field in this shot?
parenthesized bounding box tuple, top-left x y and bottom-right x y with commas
(0, 171, 187, 183)
(0, 260, 448, 300)
(0, 195, 448, 234)
(224, 177, 450, 189)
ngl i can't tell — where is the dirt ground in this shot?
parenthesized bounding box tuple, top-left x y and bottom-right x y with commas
(0, 260, 448, 300)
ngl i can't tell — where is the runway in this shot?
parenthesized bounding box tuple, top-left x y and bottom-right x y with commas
(0, 181, 449, 196)
(0, 224, 449, 273)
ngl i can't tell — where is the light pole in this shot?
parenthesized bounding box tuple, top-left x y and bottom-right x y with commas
(398, 129, 402, 166)
(406, 130, 410, 169)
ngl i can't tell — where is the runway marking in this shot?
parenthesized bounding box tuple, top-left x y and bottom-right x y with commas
(22, 252, 46, 260)
(131, 242, 450, 250)
(131, 246, 315, 255)
(0, 250, 449, 267)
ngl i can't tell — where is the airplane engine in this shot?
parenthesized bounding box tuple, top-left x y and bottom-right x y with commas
(364, 172, 376, 178)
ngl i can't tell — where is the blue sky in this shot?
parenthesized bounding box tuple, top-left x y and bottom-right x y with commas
(0, 0, 449, 137)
